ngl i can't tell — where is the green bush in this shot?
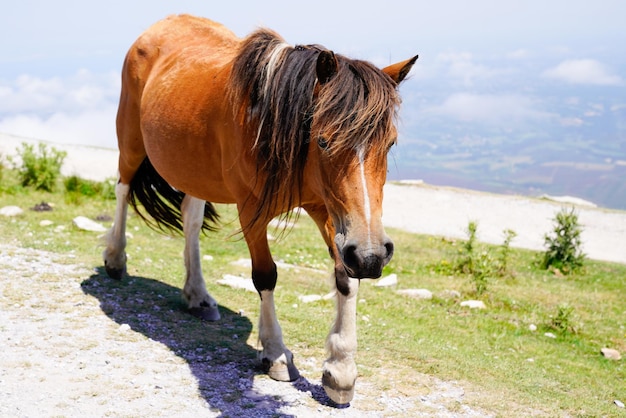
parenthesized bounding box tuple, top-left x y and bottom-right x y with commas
(548, 304, 577, 334)
(14, 143, 67, 192)
(541, 207, 585, 274)
(64, 175, 117, 204)
(435, 221, 517, 295)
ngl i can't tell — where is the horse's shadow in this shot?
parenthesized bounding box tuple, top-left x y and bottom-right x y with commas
(81, 268, 331, 417)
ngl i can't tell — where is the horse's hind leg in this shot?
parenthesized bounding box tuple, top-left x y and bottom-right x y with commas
(103, 182, 130, 279)
(182, 195, 220, 321)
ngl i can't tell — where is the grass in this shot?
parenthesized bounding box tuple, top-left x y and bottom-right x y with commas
(1, 171, 625, 416)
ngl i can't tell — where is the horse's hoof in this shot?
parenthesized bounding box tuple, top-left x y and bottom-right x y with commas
(104, 263, 126, 280)
(322, 370, 355, 406)
(188, 305, 221, 321)
(262, 358, 300, 382)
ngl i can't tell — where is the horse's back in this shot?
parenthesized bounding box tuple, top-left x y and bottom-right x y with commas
(116, 15, 241, 197)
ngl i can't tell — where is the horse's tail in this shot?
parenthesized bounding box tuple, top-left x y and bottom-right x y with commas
(128, 158, 220, 234)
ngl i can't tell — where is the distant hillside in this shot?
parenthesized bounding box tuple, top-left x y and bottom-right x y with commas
(393, 87, 626, 210)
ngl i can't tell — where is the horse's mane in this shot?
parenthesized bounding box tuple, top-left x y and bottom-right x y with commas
(229, 28, 400, 229)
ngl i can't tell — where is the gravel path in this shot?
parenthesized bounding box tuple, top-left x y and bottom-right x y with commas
(0, 244, 491, 417)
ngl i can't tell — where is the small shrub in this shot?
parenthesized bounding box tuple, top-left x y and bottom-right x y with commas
(64, 175, 117, 204)
(548, 304, 576, 334)
(434, 222, 517, 295)
(13, 143, 67, 192)
(495, 229, 517, 277)
(541, 207, 585, 274)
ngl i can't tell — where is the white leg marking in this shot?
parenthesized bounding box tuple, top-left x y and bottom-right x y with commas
(259, 290, 298, 381)
(102, 182, 129, 275)
(259, 290, 285, 355)
(181, 196, 217, 312)
(323, 277, 360, 404)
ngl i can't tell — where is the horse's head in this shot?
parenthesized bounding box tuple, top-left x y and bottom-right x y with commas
(307, 51, 417, 279)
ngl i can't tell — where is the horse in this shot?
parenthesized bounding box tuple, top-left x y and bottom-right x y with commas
(102, 14, 417, 405)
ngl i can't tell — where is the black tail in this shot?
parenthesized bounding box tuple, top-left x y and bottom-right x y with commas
(128, 158, 220, 234)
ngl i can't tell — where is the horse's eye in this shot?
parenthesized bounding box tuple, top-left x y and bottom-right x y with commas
(317, 136, 330, 151)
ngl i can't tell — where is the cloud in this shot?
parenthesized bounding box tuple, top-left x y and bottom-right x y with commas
(542, 59, 623, 86)
(0, 69, 119, 147)
(425, 93, 548, 125)
(436, 52, 501, 86)
(0, 105, 117, 148)
(506, 49, 530, 60)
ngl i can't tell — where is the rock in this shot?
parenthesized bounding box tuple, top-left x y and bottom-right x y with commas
(298, 294, 322, 303)
(374, 273, 398, 287)
(440, 290, 461, 299)
(601, 347, 622, 360)
(73, 216, 107, 232)
(118, 323, 131, 332)
(31, 201, 53, 211)
(203, 255, 214, 261)
(528, 324, 537, 331)
(216, 274, 257, 293)
(39, 220, 54, 227)
(460, 300, 486, 309)
(544, 332, 557, 339)
(615, 400, 625, 408)
(0, 206, 24, 217)
(397, 289, 433, 300)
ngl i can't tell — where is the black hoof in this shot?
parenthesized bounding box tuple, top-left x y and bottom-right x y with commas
(189, 305, 221, 321)
(104, 262, 126, 280)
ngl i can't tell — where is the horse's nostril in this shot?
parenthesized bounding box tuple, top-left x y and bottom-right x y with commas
(384, 241, 395, 260)
(342, 243, 359, 270)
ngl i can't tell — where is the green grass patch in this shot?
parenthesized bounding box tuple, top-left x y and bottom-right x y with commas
(1, 169, 624, 416)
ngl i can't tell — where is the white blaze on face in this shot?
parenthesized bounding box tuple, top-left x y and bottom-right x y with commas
(357, 147, 372, 244)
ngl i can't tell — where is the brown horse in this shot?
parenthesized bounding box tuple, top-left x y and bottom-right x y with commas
(103, 14, 417, 405)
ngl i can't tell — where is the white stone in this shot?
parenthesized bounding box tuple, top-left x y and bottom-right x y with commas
(601, 347, 622, 360)
(374, 273, 398, 287)
(460, 300, 486, 309)
(528, 324, 537, 331)
(39, 220, 54, 227)
(118, 323, 131, 332)
(216, 274, 257, 293)
(440, 290, 461, 299)
(73, 216, 106, 232)
(614, 400, 625, 408)
(202, 255, 214, 261)
(397, 289, 433, 300)
(544, 332, 557, 339)
(298, 294, 322, 303)
(0, 206, 23, 217)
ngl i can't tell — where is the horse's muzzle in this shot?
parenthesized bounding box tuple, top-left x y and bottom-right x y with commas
(337, 236, 394, 279)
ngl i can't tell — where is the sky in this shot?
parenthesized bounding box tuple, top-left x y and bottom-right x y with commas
(1, 0, 625, 155)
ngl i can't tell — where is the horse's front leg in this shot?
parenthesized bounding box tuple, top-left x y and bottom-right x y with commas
(103, 182, 130, 279)
(241, 215, 299, 382)
(304, 203, 359, 405)
(323, 266, 359, 405)
(181, 195, 220, 321)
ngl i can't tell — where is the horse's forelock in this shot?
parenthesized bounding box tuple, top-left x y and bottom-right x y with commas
(314, 59, 401, 157)
(228, 30, 399, 229)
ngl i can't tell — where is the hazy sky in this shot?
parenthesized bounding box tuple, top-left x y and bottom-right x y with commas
(1, 0, 624, 148)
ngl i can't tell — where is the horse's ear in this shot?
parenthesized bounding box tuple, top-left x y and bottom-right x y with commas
(316, 50, 338, 84)
(382, 55, 419, 85)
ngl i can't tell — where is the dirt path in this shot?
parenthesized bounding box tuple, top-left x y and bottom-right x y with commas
(0, 244, 491, 417)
